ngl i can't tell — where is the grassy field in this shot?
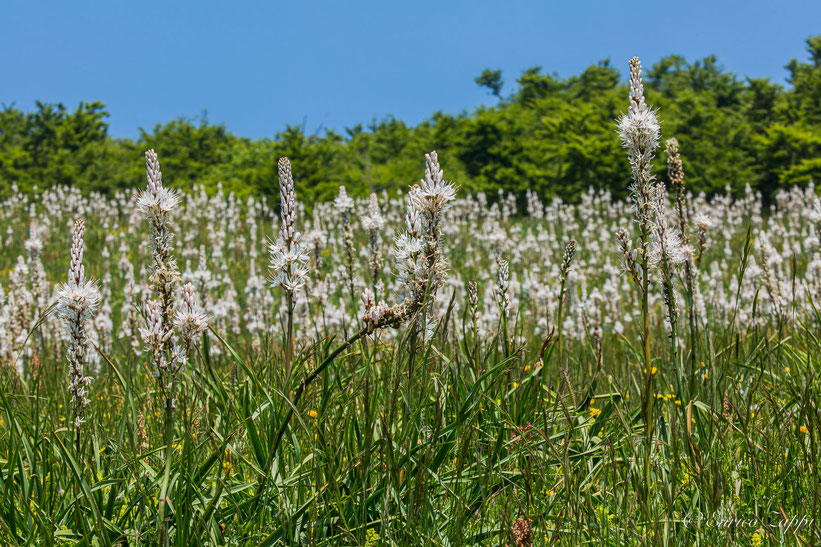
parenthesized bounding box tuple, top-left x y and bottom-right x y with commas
(1, 58, 820, 546)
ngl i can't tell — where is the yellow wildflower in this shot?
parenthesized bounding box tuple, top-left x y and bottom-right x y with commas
(751, 531, 762, 546)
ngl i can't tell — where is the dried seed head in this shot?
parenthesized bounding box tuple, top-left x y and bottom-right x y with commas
(666, 138, 684, 189)
(512, 517, 533, 547)
(361, 288, 390, 334)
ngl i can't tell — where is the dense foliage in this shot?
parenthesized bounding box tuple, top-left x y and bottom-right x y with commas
(2, 37, 820, 205)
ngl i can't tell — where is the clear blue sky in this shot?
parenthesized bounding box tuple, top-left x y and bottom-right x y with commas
(2, 1, 818, 139)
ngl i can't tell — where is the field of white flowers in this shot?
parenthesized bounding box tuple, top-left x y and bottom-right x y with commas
(1, 57, 820, 546)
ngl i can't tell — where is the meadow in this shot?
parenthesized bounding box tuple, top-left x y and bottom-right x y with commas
(1, 57, 820, 546)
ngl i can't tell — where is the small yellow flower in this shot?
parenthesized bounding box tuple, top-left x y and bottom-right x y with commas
(524, 365, 531, 372)
(800, 425, 808, 434)
(308, 410, 318, 419)
(365, 528, 380, 546)
(751, 531, 763, 546)
(702, 372, 709, 380)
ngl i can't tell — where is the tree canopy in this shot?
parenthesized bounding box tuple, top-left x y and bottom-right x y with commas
(2, 37, 820, 204)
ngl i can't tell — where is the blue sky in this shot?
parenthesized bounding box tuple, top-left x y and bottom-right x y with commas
(2, 1, 818, 139)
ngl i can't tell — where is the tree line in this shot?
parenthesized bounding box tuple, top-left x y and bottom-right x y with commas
(1, 36, 819, 205)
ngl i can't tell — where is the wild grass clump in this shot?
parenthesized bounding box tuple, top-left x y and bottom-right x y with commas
(0, 57, 819, 545)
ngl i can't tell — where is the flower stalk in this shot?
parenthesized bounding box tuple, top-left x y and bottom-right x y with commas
(269, 157, 310, 377)
(56, 218, 101, 457)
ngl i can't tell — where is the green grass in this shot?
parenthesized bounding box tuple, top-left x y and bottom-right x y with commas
(0, 185, 820, 546)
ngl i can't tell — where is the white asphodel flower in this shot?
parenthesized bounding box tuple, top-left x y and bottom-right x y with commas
(137, 149, 180, 218)
(333, 185, 354, 217)
(56, 218, 101, 433)
(175, 282, 209, 345)
(269, 158, 311, 294)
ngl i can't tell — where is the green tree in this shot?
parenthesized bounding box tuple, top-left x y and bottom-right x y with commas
(475, 69, 504, 99)
(2, 36, 820, 205)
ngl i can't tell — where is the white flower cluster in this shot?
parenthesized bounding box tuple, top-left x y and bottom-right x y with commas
(617, 57, 661, 234)
(361, 193, 386, 233)
(392, 151, 458, 337)
(139, 298, 184, 390)
(137, 149, 180, 221)
(269, 158, 310, 293)
(175, 282, 209, 347)
(333, 186, 354, 218)
(137, 149, 181, 323)
(56, 219, 101, 429)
